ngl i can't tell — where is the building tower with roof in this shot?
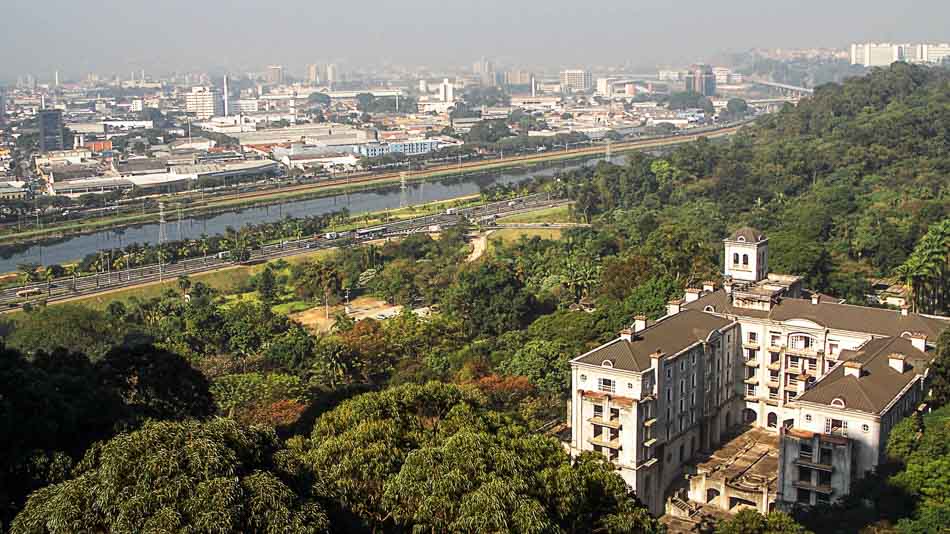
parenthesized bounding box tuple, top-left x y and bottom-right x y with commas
(724, 227, 768, 283)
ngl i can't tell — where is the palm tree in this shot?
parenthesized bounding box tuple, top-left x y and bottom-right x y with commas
(17, 262, 41, 285)
(177, 275, 192, 298)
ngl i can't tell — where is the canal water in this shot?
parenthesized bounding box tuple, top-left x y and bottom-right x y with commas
(0, 154, 622, 272)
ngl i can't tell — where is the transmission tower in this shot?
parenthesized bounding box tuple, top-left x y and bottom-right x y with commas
(158, 202, 167, 281)
(158, 202, 167, 245)
(399, 171, 408, 209)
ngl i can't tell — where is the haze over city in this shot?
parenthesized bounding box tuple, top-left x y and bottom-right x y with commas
(4, 0, 950, 78)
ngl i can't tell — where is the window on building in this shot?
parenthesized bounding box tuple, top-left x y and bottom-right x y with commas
(742, 254, 749, 266)
(679, 444, 685, 463)
(816, 493, 831, 505)
(733, 253, 739, 265)
(798, 466, 811, 483)
(580, 374, 587, 382)
(790, 335, 814, 350)
(627, 382, 634, 390)
(805, 414, 812, 422)
(680, 399, 685, 412)
(680, 360, 686, 371)
(593, 405, 603, 419)
(828, 342, 839, 356)
(770, 370, 780, 382)
(862, 423, 870, 433)
(610, 408, 620, 422)
(680, 380, 686, 395)
(818, 471, 832, 487)
(667, 388, 672, 402)
(825, 418, 847, 436)
(789, 356, 800, 369)
(666, 367, 672, 379)
(598, 378, 615, 393)
(770, 334, 782, 347)
(749, 332, 758, 343)
(800, 442, 813, 461)
(797, 488, 811, 504)
(770, 352, 781, 364)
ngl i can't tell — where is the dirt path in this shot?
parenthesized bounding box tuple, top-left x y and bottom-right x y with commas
(466, 231, 493, 262)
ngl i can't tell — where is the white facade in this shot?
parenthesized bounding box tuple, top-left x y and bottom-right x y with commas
(560, 70, 593, 93)
(438, 79, 454, 103)
(723, 228, 768, 283)
(185, 86, 224, 119)
(850, 42, 950, 66)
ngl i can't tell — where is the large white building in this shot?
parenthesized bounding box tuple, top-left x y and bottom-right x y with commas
(560, 69, 593, 93)
(185, 86, 224, 120)
(850, 42, 950, 66)
(568, 227, 948, 519)
(438, 78, 455, 103)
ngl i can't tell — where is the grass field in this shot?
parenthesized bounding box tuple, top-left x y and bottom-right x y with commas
(489, 228, 564, 247)
(53, 248, 335, 312)
(495, 205, 575, 224)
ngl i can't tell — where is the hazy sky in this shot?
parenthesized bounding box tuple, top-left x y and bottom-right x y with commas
(3, 0, 950, 79)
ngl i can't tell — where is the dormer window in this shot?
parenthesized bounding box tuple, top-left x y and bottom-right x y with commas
(737, 236, 746, 243)
(830, 398, 846, 409)
(598, 378, 616, 394)
(602, 360, 614, 368)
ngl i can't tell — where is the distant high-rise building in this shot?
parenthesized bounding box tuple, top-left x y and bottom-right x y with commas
(0, 87, 7, 126)
(185, 86, 224, 119)
(307, 64, 321, 84)
(684, 64, 716, 96)
(559, 69, 593, 93)
(850, 42, 950, 66)
(326, 64, 337, 87)
(54, 71, 60, 87)
(474, 58, 496, 88)
(266, 65, 284, 84)
(223, 75, 231, 117)
(438, 79, 455, 103)
(505, 70, 533, 86)
(38, 109, 65, 152)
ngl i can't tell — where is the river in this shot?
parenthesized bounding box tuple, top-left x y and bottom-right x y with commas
(0, 154, 625, 273)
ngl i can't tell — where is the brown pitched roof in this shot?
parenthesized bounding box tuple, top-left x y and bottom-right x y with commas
(796, 337, 932, 414)
(726, 227, 766, 243)
(573, 310, 733, 372)
(684, 290, 949, 340)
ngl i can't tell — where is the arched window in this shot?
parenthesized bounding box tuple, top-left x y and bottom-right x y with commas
(737, 236, 746, 243)
(742, 254, 749, 266)
(831, 398, 846, 409)
(743, 408, 757, 424)
(704, 305, 716, 312)
(733, 253, 739, 265)
(767, 412, 778, 428)
(602, 360, 614, 368)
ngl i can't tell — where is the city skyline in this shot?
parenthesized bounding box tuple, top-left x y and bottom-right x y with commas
(3, 0, 950, 79)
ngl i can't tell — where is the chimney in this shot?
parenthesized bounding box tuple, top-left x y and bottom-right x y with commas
(843, 361, 863, 378)
(703, 281, 716, 293)
(667, 299, 682, 316)
(888, 353, 907, 373)
(619, 329, 633, 342)
(685, 288, 702, 303)
(811, 293, 820, 305)
(634, 315, 648, 333)
(908, 333, 927, 352)
(901, 305, 909, 317)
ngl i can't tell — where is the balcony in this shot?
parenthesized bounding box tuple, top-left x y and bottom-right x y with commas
(589, 416, 621, 429)
(767, 378, 781, 388)
(768, 344, 785, 353)
(786, 346, 821, 358)
(744, 376, 758, 385)
(742, 341, 760, 350)
(795, 458, 833, 472)
(643, 418, 657, 427)
(744, 359, 759, 368)
(768, 361, 782, 371)
(643, 438, 657, 448)
(793, 480, 833, 495)
(588, 436, 621, 450)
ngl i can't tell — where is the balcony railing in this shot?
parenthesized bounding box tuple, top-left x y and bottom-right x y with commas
(795, 458, 833, 472)
(744, 359, 759, 367)
(793, 480, 833, 494)
(589, 416, 621, 429)
(588, 436, 621, 450)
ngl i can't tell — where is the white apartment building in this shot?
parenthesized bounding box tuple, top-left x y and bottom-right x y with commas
(185, 87, 224, 120)
(438, 79, 455, 103)
(850, 42, 950, 66)
(560, 70, 593, 93)
(569, 227, 948, 519)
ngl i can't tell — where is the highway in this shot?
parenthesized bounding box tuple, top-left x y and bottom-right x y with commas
(0, 193, 565, 311)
